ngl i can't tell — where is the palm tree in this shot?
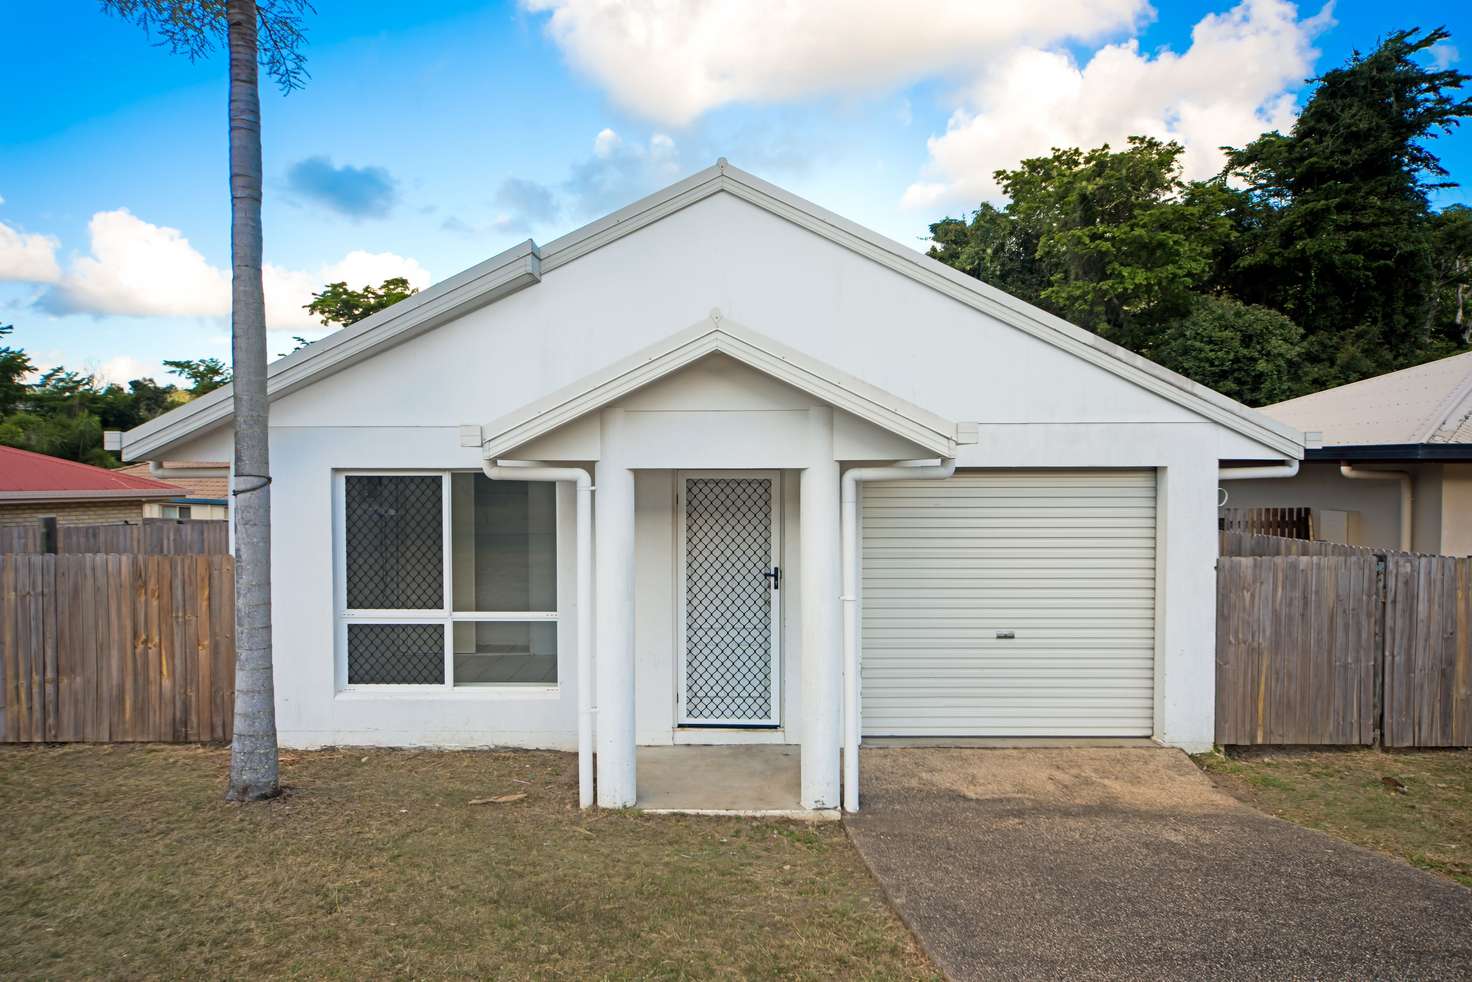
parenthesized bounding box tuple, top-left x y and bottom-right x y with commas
(101, 0, 310, 800)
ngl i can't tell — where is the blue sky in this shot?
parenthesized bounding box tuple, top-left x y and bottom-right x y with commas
(1, 0, 1468, 387)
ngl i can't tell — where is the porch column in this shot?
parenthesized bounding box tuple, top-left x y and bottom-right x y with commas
(595, 411, 637, 807)
(800, 408, 842, 809)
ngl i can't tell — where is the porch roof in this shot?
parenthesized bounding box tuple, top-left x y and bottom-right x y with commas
(468, 315, 966, 460)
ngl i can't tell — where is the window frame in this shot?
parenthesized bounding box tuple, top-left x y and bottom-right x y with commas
(333, 469, 560, 692)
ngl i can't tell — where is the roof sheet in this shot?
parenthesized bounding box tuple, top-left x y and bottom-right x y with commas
(0, 445, 184, 496)
(116, 462, 230, 501)
(1260, 350, 1472, 448)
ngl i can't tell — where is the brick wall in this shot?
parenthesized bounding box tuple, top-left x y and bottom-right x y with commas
(0, 500, 148, 528)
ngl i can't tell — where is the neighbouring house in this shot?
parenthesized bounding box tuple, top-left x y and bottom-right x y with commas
(0, 444, 185, 528)
(1225, 351, 1472, 555)
(119, 161, 1305, 812)
(117, 461, 230, 520)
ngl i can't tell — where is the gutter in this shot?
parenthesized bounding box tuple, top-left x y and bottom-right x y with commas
(1218, 460, 1300, 481)
(1339, 464, 1413, 551)
(482, 459, 596, 809)
(839, 458, 956, 813)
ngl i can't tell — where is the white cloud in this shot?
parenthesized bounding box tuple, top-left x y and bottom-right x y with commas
(0, 220, 61, 283)
(94, 355, 166, 386)
(34, 209, 430, 331)
(564, 129, 685, 216)
(1430, 41, 1460, 70)
(523, 0, 1150, 125)
(903, 0, 1332, 208)
(593, 127, 622, 158)
(45, 209, 229, 317)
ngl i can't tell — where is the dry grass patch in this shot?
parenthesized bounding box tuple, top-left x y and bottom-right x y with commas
(1196, 747, 1472, 887)
(0, 745, 934, 980)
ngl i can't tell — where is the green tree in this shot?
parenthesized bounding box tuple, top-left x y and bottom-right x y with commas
(929, 137, 1233, 350)
(1151, 295, 1308, 406)
(164, 356, 232, 396)
(305, 276, 418, 327)
(103, 0, 311, 802)
(0, 325, 32, 417)
(1223, 27, 1472, 383)
(1430, 204, 1472, 345)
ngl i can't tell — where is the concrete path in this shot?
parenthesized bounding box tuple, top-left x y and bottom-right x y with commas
(845, 748, 1472, 981)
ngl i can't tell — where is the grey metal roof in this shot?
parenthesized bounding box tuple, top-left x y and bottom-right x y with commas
(1261, 350, 1472, 448)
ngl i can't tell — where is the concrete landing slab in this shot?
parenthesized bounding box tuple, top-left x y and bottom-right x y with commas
(636, 744, 803, 813)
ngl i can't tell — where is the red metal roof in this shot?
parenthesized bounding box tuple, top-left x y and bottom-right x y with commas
(0, 445, 184, 498)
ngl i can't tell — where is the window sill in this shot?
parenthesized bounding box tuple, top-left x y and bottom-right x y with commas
(335, 686, 561, 702)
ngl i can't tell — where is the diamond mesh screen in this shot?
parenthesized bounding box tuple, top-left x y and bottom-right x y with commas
(344, 475, 443, 610)
(683, 477, 774, 722)
(347, 623, 445, 685)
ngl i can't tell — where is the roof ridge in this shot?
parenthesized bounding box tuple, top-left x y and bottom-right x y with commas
(122, 159, 1303, 461)
(1419, 354, 1472, 443)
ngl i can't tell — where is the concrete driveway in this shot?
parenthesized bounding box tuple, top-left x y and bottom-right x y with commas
(845, 747, 1472, 981)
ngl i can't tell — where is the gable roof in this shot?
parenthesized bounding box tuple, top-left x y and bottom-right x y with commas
(0, 445, 184, 502)
(1261, 351, 1472, 449)
(478, 316, 961, 459)
(123, 160, 1304, 461)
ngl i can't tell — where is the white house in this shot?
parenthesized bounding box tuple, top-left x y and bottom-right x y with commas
(121, 161, 1304, 813)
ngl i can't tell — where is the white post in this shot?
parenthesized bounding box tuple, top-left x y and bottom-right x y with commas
(800, 408, 841, 809)
(595, 411, 637, 807)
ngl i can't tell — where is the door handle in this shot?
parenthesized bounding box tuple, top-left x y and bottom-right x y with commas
(763, 566, 780, 591)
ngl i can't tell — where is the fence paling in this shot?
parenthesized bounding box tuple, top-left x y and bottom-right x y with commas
(1219, 507, 1312, 539)
(0, 519, 228, 556)
(0, 553, 235, 743)
(1219, 536, 1472, 748)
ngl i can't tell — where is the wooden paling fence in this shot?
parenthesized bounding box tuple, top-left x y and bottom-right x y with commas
(0, 518, 228, 556)
(1219, 507, 1312, 539)
(0, 554, 235, 743)
(1217, 534, 1471, 747)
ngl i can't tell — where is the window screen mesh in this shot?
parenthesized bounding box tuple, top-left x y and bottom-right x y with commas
(344, 475, 443, 609)
(347, 623, 444, 684)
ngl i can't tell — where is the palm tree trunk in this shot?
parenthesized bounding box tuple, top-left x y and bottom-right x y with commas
(225, 0, 279, 801)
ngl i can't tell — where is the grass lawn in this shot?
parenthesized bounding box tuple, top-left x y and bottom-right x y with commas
(1196, 747, 1472, 887)
(0, 745, 934, 980)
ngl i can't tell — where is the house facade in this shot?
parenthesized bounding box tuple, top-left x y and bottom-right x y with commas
(1226, 351, 1472, 555)
(121, 162, 1303, 811)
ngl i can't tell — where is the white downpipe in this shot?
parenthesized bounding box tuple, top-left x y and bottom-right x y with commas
(840, 458, 956, 813)
(483, 459, 596, 809)
(1339, 463, 1413, 551)
(1217, 460, 1300, 481)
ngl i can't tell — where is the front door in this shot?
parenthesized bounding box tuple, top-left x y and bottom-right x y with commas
(677, 471, 781, 727)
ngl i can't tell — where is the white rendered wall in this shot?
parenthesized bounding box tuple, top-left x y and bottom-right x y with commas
(158, 191, 1296, 753)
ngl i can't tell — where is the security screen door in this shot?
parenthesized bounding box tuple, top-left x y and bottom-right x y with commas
(677, 472, 781, 726)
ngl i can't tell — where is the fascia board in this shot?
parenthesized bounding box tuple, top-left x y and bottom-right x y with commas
(481, 319, 958, 460)
(121, 241, 542, 460)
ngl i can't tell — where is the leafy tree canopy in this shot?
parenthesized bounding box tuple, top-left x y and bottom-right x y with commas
(927, 26, 1472, 405)
(305, 276, 417, 327)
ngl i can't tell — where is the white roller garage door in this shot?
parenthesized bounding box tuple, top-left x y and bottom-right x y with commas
(860, 470, 1157, 737)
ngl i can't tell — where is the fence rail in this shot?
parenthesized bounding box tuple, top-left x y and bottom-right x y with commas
(0, 554, 235, 743)
(1217, 536, 1471, 747)
(1219, 507, 1312, 539)
(0, 519, 228, 556)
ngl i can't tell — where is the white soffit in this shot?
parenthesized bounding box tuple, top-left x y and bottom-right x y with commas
(480, 315, 960, 459)
(122, 160, 1304, 461)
